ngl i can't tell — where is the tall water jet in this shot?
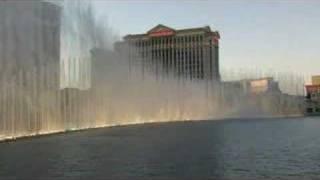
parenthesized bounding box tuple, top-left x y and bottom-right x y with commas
(0, 0, 307, 141)
(60, 0, 115, 89)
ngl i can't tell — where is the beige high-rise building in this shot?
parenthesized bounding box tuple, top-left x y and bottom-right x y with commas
(115, 24, 220, 81)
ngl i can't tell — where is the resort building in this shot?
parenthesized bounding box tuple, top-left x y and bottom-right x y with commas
(305, 75, 320, 114)
(115, 24, 220, 81)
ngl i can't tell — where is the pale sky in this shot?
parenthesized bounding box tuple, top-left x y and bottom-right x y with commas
(93, 0, 320, 77)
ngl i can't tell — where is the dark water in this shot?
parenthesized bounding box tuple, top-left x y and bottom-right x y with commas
(1, 117, 320, 180)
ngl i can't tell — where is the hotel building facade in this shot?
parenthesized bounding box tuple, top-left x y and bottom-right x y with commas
(115, 24, 220, 81)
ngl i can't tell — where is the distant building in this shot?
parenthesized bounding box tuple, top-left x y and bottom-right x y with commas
(222, 77, 304, 116)
(248, 77, 281, 95)
(305, 75, 320, 114)
(115, 24, 220, 81)
(223, 77, 281, 95)
(306, 85, 320, 101)
(0, 1, 61, 88)
(312, 75, 320, 85)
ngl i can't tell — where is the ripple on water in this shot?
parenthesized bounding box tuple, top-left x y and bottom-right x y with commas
(1, 118, 320, 179)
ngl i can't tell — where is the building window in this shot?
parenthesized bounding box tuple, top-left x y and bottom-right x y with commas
(306, 108, 313, 113)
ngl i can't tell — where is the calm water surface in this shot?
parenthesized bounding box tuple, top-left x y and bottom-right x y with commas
(1, 117, 320, 179)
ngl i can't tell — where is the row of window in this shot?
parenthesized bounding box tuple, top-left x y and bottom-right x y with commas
(141, 66, 207, 79)
(306, 93, 320, 101)
(306, 107, 320, 113)
(128, 35, 209, 47)
(311, 93, 320, 98)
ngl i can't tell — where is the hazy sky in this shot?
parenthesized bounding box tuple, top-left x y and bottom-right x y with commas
(93, 0, 320, 77)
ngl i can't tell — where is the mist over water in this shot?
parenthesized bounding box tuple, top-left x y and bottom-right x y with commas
(0, 1, 306, 141)
(60, 0, 116, 89)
